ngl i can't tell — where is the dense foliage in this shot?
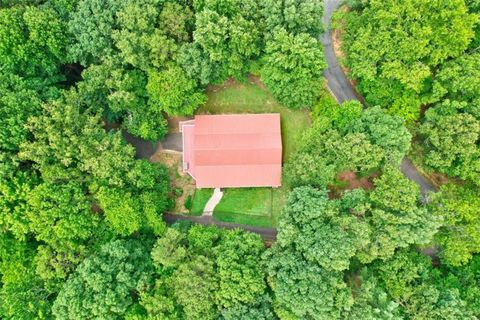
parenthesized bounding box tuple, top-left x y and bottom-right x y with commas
(339, 0, 478, 121)
(1, 0, 479, 319)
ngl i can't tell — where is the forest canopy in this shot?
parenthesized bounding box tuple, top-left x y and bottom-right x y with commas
(0, 0, 479, 319)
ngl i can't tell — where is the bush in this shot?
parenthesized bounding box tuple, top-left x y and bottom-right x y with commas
(184, 195, 193, 211)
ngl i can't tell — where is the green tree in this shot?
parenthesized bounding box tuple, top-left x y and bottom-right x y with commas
(342, 0, 478, 120)
(420, 100, 480, 184)
(277, 186, 370, 271)
(0, 236, 53, 319)
(0, 72, 42, 152)
(0, 5, 68, 78)
(194, 8, 260, 79)
(348, 106, 412, 166)
(52, 239, 153, 320)
(266, 247, 353, 319)
(170, 256, 218, 320)
(27, 181, 100, 249)
(261, 28, 326, 109)
(430, 184, 480, 266)
(262, 0, 324, 37)
(284, 153, 336, 188)
(147, 64, 207, 116)
(367, 249, 474, 319)
(433, 52, 480, 103)
(215, 230, 266, 308)
(313, 99, 363, 132)
(222, 294, 275, 320)
(359, 168, 441, 262)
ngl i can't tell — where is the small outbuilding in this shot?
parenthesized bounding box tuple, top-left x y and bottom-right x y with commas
(180, 114, 282, 188)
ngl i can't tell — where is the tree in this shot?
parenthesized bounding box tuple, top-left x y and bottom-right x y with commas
(52, 239, 153, 320)
(194, 8, 261, 79)
(366, 249, 474, 319)
(67, 0, 123, 65)
(170, 256, 218, 320)
(348, 106, 412, 166)
(215, 230, 266, 308)
(433, 52, 480, 103)
(313, 99, 363, 133)
(221, 294, 275, 320)
(430, 184, 480, 266)
(262, 0, 324, 37)
(284, 153, 336, 188)
(359, 168, 441, 262)
(151, 228, 188, 269)
(0, 5, 68, 78)
(78, 59, 169, 141)
(277, 186, 370, 271)
(147, 64, 207, 116)
(27, 181, 100, 250)
(0, 72, 42, 152)
(300, 127, 385, 175)
(261, 28, 326, 109)
(420, 99, 480, 185)
(0, 168, 38, 239)
(20, 92, 170, 236)
(266, 247, 353, 319)
(346, 272, 401, 320)
(342, 0, 478, 120)
(0, 236, 53, 319)
(442, 254, 480, 317)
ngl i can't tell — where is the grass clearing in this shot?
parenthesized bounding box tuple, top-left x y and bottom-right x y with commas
(212, 186, 289, 227)
(189, 188, 214, 216)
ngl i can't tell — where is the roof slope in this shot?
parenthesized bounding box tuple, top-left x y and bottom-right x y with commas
(182, 114, 282, 188)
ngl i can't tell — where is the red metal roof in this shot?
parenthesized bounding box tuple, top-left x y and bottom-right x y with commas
(181, 114, 282, 188)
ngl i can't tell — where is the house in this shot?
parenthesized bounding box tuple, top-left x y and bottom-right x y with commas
(180, 114, 282, 188)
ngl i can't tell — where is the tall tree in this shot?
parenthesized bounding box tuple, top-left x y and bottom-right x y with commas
(261, 28, 326, 109)
(52, 239, 153, 319)
(430, 184, 480, 266)
(0, 5, 68, 78)
(420, 99, 480, 185)
(342, 0, 478, 120)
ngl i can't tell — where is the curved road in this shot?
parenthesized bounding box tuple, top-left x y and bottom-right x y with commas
(164, 0, 436, 238)
(322, 0, 437, 201)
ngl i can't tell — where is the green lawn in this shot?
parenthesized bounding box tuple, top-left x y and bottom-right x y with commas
(213, 188, 286, 228)
(195, 77, 310, 227)
(189, 188, 213, 216)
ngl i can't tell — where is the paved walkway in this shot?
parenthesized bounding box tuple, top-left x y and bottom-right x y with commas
(122, 131, 159, 159)
(203, 188, 223, 216)
(322, 0, 437, 202)
(160, 132, 183, 152)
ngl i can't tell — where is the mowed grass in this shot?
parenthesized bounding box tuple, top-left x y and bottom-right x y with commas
(189, 188, 213, 216)
(213, 188, 275, 228)
(196, 77, 310, 227)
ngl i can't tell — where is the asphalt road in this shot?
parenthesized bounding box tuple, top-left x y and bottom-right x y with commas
(322, 0, 437, 201)
(161, 132, 183, 152)
(163, 213, 277, 241)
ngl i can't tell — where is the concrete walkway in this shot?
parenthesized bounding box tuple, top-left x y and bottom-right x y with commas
(203, 188, 223, 216)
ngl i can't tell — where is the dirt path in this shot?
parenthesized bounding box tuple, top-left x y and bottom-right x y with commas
(321, 0, 437, 201)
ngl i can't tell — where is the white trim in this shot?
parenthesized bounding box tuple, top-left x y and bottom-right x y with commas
(180, 123, 196, 180)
